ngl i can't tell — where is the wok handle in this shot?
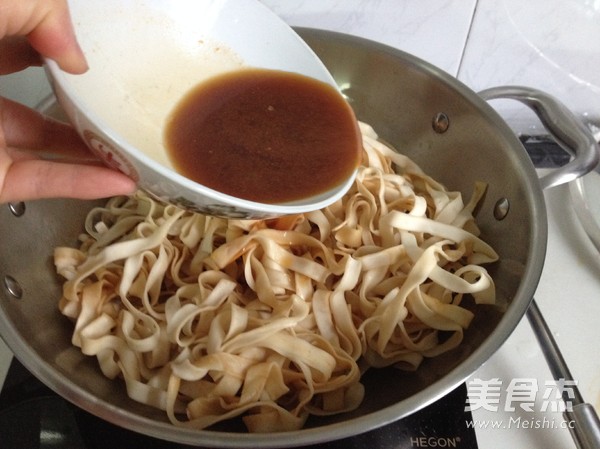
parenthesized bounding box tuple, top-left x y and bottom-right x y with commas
(479, 86, 599, 190)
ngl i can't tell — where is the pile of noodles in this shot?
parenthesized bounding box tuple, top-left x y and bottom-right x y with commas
(54, 122, 498, 432)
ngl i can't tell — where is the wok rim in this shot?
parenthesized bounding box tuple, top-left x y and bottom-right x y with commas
(0, 28, 548, 448)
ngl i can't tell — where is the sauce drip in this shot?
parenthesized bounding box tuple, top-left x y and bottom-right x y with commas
(164, 68, 361, 204)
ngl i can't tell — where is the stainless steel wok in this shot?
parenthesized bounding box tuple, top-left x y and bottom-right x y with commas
(0, 28, 597, 448)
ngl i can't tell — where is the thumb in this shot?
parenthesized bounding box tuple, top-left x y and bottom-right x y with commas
(26, 0, 88, 74)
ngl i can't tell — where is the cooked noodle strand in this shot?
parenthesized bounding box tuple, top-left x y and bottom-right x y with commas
(54, 122, 498, 431)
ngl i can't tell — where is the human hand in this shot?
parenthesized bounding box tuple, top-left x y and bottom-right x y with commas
(0, 0, 137, 203)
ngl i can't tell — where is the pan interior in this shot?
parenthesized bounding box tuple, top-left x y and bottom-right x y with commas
(0, 28, 545, 447)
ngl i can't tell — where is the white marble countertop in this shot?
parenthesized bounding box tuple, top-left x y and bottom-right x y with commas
(1, 2, 600, 448)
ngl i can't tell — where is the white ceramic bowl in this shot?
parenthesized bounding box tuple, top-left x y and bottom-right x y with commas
(45, 0, 356, 218)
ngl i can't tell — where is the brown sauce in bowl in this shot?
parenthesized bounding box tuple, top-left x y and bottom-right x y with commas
(163, 68, 362, 204)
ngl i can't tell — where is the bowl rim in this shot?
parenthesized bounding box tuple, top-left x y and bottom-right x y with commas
(44, 57, 358, 217)
(43, 0, 358, 217)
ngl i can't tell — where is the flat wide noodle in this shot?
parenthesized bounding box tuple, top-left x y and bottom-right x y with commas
(54, 122, 498, 432)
